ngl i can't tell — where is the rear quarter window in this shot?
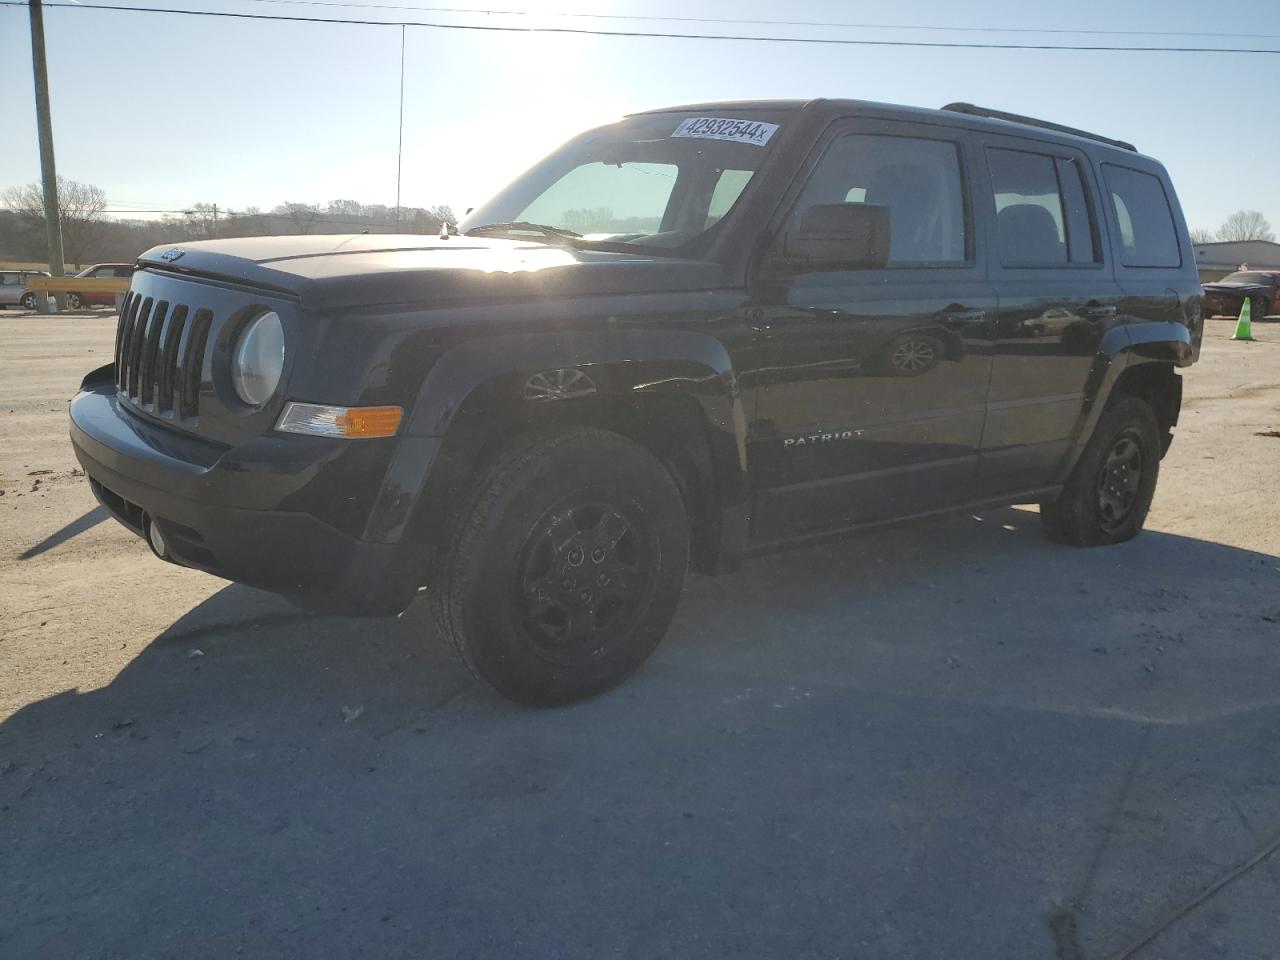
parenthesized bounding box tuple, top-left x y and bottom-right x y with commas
(1102, 164, 1181, 268)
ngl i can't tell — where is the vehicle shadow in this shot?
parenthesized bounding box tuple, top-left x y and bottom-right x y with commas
(3, 507, 1279, 958)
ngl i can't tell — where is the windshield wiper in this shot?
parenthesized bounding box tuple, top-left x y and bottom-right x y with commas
(465, 221, 582, 243)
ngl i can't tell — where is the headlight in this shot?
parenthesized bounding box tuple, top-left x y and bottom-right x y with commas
(231, 311, 284, 406)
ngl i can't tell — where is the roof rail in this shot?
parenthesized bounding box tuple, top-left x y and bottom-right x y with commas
(941, 102, 1137, 152)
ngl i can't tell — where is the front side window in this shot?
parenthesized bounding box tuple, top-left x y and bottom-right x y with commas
(460, 112, 786, 255)
(790, 133, 967, 265)
(1102, 164, 1181, 268)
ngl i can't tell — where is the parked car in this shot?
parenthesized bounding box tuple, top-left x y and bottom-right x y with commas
(0, 269, 50, 310)
(64, 263, 135, 309)
(1202, 270, 1279, 319)
(70, 99, 1202, 705)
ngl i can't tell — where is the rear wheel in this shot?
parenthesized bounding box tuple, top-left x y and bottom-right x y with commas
(1253, 294, 1271, 320)
(1040, 396, 1161, 546)
(427, 427, 689, 706)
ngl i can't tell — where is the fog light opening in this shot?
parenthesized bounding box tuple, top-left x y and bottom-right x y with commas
(144, 515, 170, 560)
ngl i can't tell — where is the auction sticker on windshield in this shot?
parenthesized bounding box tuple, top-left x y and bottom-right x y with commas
(671, 117, 779, 146)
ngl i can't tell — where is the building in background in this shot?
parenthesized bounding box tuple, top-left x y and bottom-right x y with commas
(1192, 240, 1280, 282)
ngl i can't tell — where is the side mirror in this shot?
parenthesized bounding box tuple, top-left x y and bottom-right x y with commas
(782, 203, 890, 270)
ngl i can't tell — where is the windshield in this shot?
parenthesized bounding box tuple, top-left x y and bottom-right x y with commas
(459, 112, 787, 255)
(1221, 272, 1274, 284)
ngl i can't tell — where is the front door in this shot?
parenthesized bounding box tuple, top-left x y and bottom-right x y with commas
(747, 120, 995, 543)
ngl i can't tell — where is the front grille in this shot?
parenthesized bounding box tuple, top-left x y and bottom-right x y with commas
(114, 290, 212, 419)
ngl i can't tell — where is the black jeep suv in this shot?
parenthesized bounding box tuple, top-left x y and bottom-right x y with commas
(70, 99, 1203, 705)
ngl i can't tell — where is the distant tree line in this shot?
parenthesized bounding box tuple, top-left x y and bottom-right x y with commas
(0, 177, 456, 269)
(1190, 209, 1275, 245)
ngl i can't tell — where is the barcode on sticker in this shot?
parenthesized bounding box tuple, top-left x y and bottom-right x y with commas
(671, 117, 779, 146)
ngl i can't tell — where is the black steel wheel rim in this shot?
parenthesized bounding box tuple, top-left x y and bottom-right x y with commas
(1096, 429, 1144, 531)
(515, 499, 653, 665)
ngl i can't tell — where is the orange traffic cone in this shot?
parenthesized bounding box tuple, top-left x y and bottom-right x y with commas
(1231, 298, 1256, 341)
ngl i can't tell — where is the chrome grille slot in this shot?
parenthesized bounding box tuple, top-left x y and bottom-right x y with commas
(126, 297, 153, 399)
(138, 300, 168, 407)
(156, 305, 188, 414)
(180, 309, 212, 419)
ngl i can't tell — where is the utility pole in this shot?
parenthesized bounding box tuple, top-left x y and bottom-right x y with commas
(28, 0, 66, 309)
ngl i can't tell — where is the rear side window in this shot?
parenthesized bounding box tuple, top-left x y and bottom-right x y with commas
(1102, 164, 1181, 268)
(792, 133, 968, 265)
(988, 148, 1097, 266)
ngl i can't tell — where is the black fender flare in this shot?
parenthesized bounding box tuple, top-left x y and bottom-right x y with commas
(366, 328, 752, 562)
(1063, 321, 1191, 475)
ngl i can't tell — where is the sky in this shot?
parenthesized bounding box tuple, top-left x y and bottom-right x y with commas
(1, 0, 1277, 235)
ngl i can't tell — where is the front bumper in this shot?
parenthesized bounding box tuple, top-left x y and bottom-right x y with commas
(69, 380, 427, 616)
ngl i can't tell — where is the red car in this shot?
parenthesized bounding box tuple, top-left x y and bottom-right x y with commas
(64, 263, 135, 309)
(1202, 270, 1279, 320)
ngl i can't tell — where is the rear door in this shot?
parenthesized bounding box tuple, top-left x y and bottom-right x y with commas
(977, 135, 1124, 493)
(748, 118, 996, 541)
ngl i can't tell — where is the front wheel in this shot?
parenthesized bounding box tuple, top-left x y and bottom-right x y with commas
(1040, 396, 1161, 546)
(20, 292, 37, 310)
(426, 427, 689, 706)
(1253, 295, 1271, 320)
(66, 293, 82, 310)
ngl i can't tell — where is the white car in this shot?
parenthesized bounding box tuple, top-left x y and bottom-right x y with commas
(0, 269, 50, 310)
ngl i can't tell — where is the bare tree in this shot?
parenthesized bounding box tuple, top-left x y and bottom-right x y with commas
(1189, 226, 1217, 244)
(427, 204, 456, 227)
(1217, 209, 1275, 243)
(276, 202, 324, 235)
(1, 176, 107, 269)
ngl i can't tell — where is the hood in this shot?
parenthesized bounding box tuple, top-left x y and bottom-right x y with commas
(136, 234, 720, 310)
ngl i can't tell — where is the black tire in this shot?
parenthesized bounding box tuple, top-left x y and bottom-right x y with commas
(426, 427, 689, 706)
(20, 293, 37, 310)
(1253, 295, 1271, 320)
(66, 293, 82, 310)
(1039, 396, 1161, 547)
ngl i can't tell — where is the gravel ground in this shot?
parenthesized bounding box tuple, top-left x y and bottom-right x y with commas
(1, 313, 1278, 959)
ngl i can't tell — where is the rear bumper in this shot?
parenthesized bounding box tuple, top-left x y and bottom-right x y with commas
(69, 381, 425, 615)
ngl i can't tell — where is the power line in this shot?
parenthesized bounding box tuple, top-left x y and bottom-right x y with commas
(224, 0, 1280, 41)
(3, 1, 1278, 53)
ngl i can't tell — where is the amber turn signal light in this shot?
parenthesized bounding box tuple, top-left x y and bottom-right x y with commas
(275, 402, 403, 439)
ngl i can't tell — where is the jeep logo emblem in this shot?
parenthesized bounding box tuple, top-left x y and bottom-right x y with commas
(159, 248, 185, 262)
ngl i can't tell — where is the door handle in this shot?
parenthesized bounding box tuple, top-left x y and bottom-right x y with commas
(1082, 303, 1117, 321)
